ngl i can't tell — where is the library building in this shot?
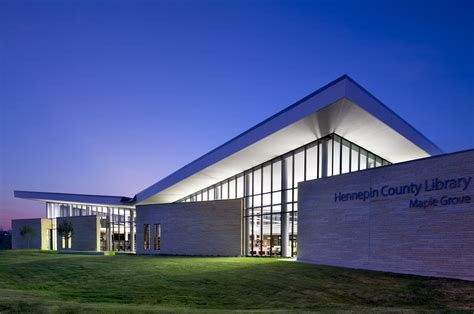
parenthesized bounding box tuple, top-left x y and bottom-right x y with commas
(12, 75, 473, 281)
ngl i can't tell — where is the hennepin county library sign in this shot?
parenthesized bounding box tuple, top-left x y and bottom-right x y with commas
(334, 176, 472, 209)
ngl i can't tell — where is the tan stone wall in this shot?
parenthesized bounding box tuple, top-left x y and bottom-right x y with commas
(298, 150, 474, 281)
(56, 216, 100, 252)
(40, 219, 53, 249)
(12, 218, 52, 250)
(136, 199, 243, 256)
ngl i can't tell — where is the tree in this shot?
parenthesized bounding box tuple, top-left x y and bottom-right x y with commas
(57, 220, 74, 249)
(19, 225, 35, 249)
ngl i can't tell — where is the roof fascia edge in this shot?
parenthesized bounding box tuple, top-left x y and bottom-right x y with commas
(14, 190, 135, 206)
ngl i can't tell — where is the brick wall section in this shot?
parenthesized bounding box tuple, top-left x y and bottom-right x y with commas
(136, 199, 243, 256)
(298, 150, 474, 281)
(12, 218, 52, 250)
(56, 216, 100, 252)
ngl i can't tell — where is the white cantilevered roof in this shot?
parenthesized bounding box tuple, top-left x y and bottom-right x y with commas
(134, 75, 442, 205)
(15, 75, 442, 207)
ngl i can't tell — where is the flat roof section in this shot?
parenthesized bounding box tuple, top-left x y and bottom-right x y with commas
(14, 191, 135, 208)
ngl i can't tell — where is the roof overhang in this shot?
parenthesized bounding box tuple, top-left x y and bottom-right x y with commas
(14, 191, 135, 208)
(135, 75, 442, 205)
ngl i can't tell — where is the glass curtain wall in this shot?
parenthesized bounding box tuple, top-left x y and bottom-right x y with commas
(46, 202, 136, 252)
(179, 133, 390, 257)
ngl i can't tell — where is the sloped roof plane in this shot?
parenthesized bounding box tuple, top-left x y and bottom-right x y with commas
(134, 75, 442, 204)
(15, 75, 442, 206)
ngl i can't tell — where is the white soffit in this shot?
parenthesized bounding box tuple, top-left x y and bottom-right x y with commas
(136, 76, 441, 205)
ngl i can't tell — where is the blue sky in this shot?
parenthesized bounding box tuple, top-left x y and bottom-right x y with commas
(1, 0, 473, 229)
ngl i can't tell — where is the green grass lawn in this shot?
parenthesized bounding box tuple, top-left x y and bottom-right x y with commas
(0, 250, 473, 312)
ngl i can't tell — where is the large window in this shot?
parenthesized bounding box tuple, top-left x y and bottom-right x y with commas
(61, 235, 71, 249)
(179, 133, 390, 257)
(46, 203, 136, 252)
(154, 224, 161, 251)
(143, 224, 150, 250)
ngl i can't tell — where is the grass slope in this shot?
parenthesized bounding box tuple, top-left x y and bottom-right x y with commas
(0, 250, 473, 312)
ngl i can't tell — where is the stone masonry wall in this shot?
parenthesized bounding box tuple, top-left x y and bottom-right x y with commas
(56, 215, 100, 252)
(136, 199, 243, 256)
(12, 218, 52, 250)
(298, 149, 474, 281)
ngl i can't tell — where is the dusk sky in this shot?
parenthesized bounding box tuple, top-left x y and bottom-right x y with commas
(1, 0, 473, 230)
